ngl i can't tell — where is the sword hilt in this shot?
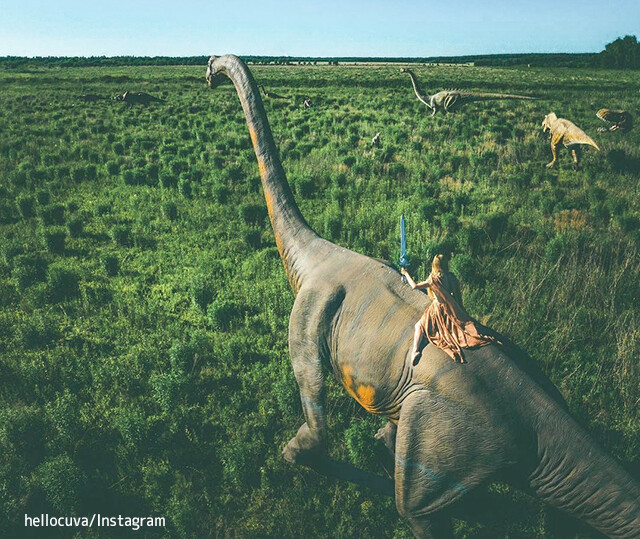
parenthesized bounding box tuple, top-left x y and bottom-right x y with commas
(398, 255, 409, 283)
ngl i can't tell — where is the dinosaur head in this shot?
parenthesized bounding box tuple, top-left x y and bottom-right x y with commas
(206, 56, 226, 89)
(542, 113, 557, 134)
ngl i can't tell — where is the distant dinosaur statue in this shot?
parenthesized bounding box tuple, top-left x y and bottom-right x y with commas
(371, 132, 381, 147)
(400, 68, 536, 115)
(597, 109, 633, 133)
(206, 54, 640, 539)
(542, 112, 600, 169)
(113, 91, 164, 106)
(259, 84, 287, 99)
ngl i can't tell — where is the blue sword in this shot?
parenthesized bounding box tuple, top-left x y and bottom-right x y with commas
(398, 214, 409, 282)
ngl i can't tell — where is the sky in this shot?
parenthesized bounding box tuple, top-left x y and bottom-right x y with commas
(1, 0, 639, 58)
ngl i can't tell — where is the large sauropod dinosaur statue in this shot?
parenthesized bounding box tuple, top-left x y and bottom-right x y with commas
(400, 68, 536, 115)
(542, 112, 600, 169)
(113, 91, 164, 106)
(206, 55, 640, 539)
(597, 108, 633, 133)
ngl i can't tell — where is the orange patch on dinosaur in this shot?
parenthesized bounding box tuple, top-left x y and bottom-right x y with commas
(341, 366, 376, 412)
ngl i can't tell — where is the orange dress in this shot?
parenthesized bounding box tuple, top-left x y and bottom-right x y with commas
(419, 272, 495, 363)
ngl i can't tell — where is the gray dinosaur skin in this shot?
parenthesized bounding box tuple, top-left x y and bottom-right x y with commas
(206, 55, 640, 538)
(400, 68, 536, 116)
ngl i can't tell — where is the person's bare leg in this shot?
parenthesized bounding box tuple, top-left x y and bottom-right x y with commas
(411, 321, 425, 365)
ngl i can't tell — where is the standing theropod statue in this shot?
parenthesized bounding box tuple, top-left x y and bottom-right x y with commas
(400, 67, 536, 115)
(206, 55, 640, 538)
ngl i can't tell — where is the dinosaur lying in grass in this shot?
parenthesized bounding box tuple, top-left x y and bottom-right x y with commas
(207, 55, 640, 539)
(542, 112, 600, 169)
(597, 109, 633, 133)
(113, 91, 164, 106)
(400, 68, 536, 115)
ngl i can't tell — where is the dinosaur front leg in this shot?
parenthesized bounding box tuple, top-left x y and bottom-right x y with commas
(282, 288, 335, 465)
(282, 340, 327, 465)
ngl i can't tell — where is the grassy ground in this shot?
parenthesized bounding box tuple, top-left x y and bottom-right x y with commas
(0, 63, 639, 538)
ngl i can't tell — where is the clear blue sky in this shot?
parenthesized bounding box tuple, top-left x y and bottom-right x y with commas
(2, 0, 639, 57)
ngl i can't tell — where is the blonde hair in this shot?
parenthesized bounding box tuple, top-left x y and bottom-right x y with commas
(431, 253, 449, 275)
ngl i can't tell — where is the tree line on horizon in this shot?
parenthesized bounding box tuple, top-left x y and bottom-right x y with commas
(0, 35, 638, 69)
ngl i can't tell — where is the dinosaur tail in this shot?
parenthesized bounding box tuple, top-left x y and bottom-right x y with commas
(461, 92, 537, 101)
(530, 406, 640, 538)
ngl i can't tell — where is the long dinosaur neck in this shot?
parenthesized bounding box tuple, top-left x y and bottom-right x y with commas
(210, 55, 318, 291)
(403, 70, 432, 108)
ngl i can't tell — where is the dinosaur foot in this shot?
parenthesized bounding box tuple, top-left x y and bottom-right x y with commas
(282, 423, 325, 466)
(374, 422, 397, 455)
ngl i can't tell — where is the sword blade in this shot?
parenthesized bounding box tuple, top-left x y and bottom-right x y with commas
(400, 214, 406, 258)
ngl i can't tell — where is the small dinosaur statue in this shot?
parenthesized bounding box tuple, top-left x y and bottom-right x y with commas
(542, 112, 600, 169)
(113, 91, 164, 106)
(400, 68, 536, 115)
(596, 109, 633, 133)
(260, 85, 287, 99)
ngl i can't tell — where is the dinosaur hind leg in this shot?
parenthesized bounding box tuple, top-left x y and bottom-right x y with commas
(394, 388, 510, 538)
(570, 147, 581, 170)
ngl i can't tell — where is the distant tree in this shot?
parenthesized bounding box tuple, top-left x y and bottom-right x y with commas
(597, 35, 640, 69)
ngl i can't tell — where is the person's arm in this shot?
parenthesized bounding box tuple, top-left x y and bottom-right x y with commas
(401, 268, 429, 290)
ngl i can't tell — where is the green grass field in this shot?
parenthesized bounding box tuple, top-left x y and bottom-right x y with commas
(1, 62, 639, 537)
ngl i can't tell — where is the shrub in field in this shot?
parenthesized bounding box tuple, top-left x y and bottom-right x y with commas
(40, 204, 65, 225)
(13, 253, 48, 291)
(101, 253, 119, 276)
(451, 253, 484, 287)
(150, 369, 187, 414)
(162, 201, 178, 221)
(616, 212, 640, 232)
(243, 227, 262, 249)
(170, 160, 188, 175)
(84, 164, 97, 181)
(16, 194, 35, 219)
(145, 163, 159, 184)
(159, 171, 177, 188)
(207, 297, 241, 331)
(35, 454, 86, 512)
(190, 274, 215, 311)
(96, 203, 111, 216)
(239, 203, 267, 226)
(212, 184, 230, 204)
(67, 216, 84, 238)
(17, 312, 59, 348)
(122, 170, 136, 186)
(43, 227, 67, 254)
(106, 160, 120, 176)
(294, 177, 315, 199)
(178, 175, 193, 198)
(47, 262, 80, 302)
(54, 166, 70, 182)
(71, 166, 85, 183)
(110, 224, 133, 247)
